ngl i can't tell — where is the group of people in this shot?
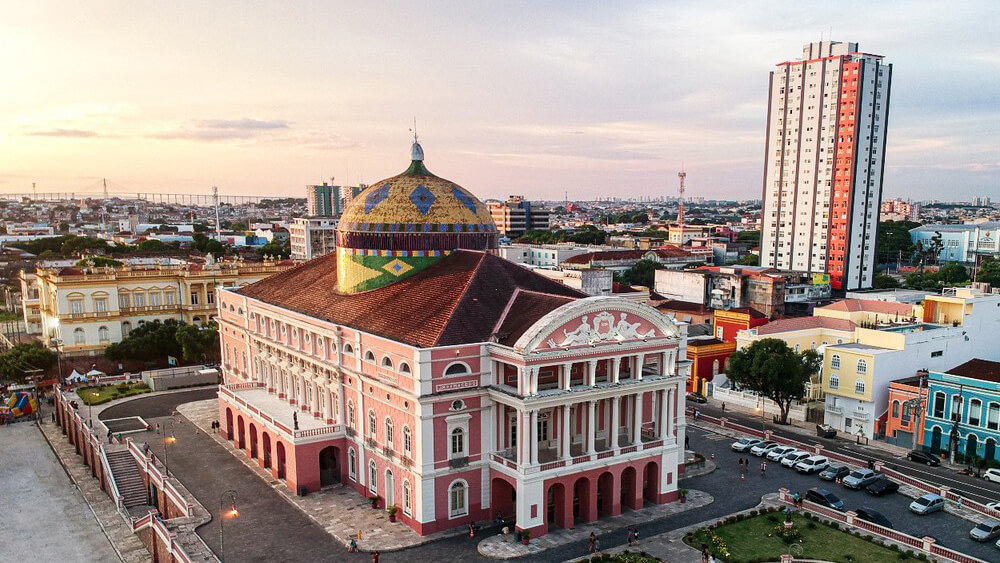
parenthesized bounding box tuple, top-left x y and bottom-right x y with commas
(735, 457, 766, 480)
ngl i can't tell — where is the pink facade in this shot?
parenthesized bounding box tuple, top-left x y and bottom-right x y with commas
(216, 289, 689, 537)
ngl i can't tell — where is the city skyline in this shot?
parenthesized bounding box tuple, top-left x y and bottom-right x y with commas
(1, 1, 997, 201)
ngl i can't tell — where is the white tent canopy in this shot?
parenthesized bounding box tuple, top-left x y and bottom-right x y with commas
(86, 369, 105, 377)
(66, 370, 86, 382)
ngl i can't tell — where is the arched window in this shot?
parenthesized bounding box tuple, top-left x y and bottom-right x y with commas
(795, 344, 800, 353)
(98, 326, 109, 342)
(969, 399, 983, 426)
(399, 362, 411, 375)
(368, 461, 377, 494)
(987, 403, 1000, 430)
(712, 359, 720, 376)
(73, 328, 85, 345)
(381, 356, 393, 369)
(343, 343, 354, 354)
(831, 355, 840, 369)
(403, 480, 412, 517)
(444, 362, 470, 376)
(951, 395, 963, 421)
(348, 449, 357, 481)
(450, 428, 465, 456)
(449, 480, 468, 518)
(932, 392, 946, 418)
(365, 351, 375, 362)
(385, 418, 394, 448)
(828, 375, 839, 389)
(347, 401, 355, 428)
(368, 410, 377, 437)
(403, 425, 412, 456)
(122, 321, 131, 336)
(854, 379, 865, 394)
(902, 402, 911, 425)
(856, 359, 867, 374)
(891, 401, 900, 418)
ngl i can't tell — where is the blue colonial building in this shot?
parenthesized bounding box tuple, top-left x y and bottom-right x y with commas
(922, 359, 1000, 464)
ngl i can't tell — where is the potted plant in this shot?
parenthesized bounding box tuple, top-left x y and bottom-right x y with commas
(679, 488, 689, 503)
(520, 530, 530, 545)
(368, 495, 380, 508)
(387, 505, 398, 522)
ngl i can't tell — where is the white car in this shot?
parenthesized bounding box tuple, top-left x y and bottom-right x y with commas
(731, 438, 762, 452)
(986, 501, 1000, 512)
(750, 441, 780, 456)
(795, 455, 831, 474)
(766, 446, 798, 461)
(985, 468, 1000, 484)
(781, 450, 812, 468)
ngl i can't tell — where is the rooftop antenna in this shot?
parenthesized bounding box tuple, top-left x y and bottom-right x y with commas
(212, 186, 220, 239)
(101, 178, 108, 234)
(32, 182, 36, 198)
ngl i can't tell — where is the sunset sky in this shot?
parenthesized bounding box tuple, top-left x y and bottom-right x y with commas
(1, 1, 997, 201)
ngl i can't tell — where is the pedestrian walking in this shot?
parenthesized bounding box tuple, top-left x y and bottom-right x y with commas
(721, 402, 726, 413)
(868, 458, 875, 470)
(740, 471, 745, 482)
(633, 528, 639, 546)
(468, 522, 476, 539)
(760, 461, 767, 477)
(371, 550, 380, 563)
(348, 538, 358, 552)
(685, 435, 690, 449)
(738, 457, 744, 470)
(957, 497, 963, 510)
(702, 547, 711, 563)
(588, 532, 597, 553)
(627, 528, 635, 546)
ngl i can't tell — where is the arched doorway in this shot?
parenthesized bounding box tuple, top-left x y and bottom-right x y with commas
(491, 477, 516, 522)
(573, 477, 593, 523)
(249, 424, 258, 459)
(597, 472, 615, 517)
(965, 433, 978, 462)
(930, 426, 942, 454)
(985, 438, 997, 463)
(384, 470, 395, 507)
(237, 416, 246, 450)
(643, 461, 660, 504)
(225, 408, 234, 440)
(319, 446, 340, 487)
(276, 441, 286, 480)
(262, 432, 272, 469)
(620, 466, 639, 510)
(547, 482, 568, 530)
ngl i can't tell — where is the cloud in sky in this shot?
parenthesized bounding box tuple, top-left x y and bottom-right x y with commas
(0, 0, 997, 200)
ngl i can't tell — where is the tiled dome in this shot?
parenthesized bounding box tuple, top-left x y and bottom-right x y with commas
(336, 141, 498, 294)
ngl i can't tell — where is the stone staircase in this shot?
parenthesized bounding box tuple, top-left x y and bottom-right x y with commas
(106, 450, 148, 509)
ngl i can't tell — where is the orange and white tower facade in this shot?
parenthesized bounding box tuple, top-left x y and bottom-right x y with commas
(760, 41, 892, 290)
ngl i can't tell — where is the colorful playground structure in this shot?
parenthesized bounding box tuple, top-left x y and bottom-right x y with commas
(1, 390, 38, 421)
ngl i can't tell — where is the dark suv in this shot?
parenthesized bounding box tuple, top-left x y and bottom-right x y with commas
(906, 450, 940, 466)
(805, 488, 845, 511)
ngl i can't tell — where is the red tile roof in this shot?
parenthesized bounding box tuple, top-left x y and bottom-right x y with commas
(755, 316, 856, 335)
(653, 300, 713, 315)
(944, 359, 1000, 383)
(818, 299, 913, 316)
(493, 289, 576, 346)
(237, 250, 585, 348)
(561, 247, 694, 265)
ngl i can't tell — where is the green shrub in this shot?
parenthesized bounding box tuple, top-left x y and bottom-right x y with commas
(806, 521, 817, 529)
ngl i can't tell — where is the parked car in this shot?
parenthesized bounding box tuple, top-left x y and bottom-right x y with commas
(818, 464, 851, 481)
(795, 455, 831, 474)
(842, 469, 882, 489)
(805, 488, 845, 511)
(766, 446, 798, 461)
(750, 441, 780, 456)
(909, 494, 945, 515)
(986, 501, 1000, 512)
(855, 507, 893, 529)
(985, 468, 1000, 484)
(781, 451, 812, 468)
(686, 392, 708, 404)
(906, 450, 941, 466)
(969, 520, 1000, 542)
(865, 479, 900, 497)
(731, 438, 762, 452)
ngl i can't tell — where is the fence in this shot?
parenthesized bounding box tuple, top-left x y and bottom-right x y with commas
(710, 387, 808, 422)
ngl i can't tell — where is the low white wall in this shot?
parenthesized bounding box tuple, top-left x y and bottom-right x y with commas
(709, 386, 808, 422)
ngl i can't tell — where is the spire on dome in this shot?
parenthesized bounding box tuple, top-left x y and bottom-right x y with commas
(410, 117, 424, 162)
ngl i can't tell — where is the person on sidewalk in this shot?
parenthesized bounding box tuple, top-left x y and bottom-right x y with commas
(347, 538, 358, 552)
(627, 528, 635, 546)
(721, 402, 726, 413)
(370, 550, 379, 563)
(760, 461, 767, 477)
(588, 532, 597, 553)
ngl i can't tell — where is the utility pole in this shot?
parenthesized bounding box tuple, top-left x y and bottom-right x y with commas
(212, 186, 221, 241)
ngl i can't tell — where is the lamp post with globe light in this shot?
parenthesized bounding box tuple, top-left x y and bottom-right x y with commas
(219, 489, 238, 562)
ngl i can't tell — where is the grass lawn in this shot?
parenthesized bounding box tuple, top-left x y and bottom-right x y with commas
(77, 383, 151, 405)
(685, 511, 912, 563)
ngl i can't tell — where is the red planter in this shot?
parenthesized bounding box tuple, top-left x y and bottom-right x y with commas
(521, 538, 529, 545)
(389, 514, 396, 522)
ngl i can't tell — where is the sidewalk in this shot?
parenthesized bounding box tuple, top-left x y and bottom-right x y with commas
(177, 398, 473, 552)
(477, 490, 713, 559)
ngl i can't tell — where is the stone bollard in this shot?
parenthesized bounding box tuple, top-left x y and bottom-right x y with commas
(922, 536, 935, 552)
(845, 511, 856, 526)
(813, 443, 823, 455)
(720, 417, 727, 428)
(939, 485, 951, 500)
(780, 554, 793, 563)
(874, 460, 885, 472)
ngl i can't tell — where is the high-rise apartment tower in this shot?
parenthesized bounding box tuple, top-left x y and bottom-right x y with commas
(760, 41, 891, 290)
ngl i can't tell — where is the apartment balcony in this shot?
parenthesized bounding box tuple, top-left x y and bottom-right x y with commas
(825, 403, 844, 415)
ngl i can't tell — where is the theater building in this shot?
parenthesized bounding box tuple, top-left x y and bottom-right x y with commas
(216, 142, 689, 537)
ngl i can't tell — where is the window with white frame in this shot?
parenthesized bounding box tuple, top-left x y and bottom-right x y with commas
(347, 401, 355, 428)
(73, 328, 85, 345)
(385, 418, 394, 448)
(403, 480, 412, 516)
(987, 403, 1000, 430)
(403, 425, 412, 456)
(449, 480, 468, 518)
(368, 461, 377, 494)
(381, 356, 393, 369)
(829, 374, 839, 389)
(444, 362, 470, 376)
(951, 395, 963, 421)
(344, 343, 354, 354)
(165, 292, 176, 305)
(365, 351, 375, 362)
(933, 392, 946, 418)
(368, 410, 377, 437)
(856, 359, 867, 374)
(450, 428, 465, 457)
(348, 449, 357, 481)
(969, 399, 982, 426)
(854, 379, 865, 394)
(446, 413, 470, 459)
(831, 355, 840, 369)
(98, 326, 109, 342)
(94, 296, 108, 312)
(400, 362, 411, 374)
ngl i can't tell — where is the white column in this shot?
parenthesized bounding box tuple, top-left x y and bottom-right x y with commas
(516, 409, 524, 466)
(562, 362, 572, 390)
(561, 404, 571, 459)
(636, 353, 645, 380)
(612, 357, 621, 383)
(633, 392, 643, 444)
(667, 387, 675, 438)
(586, 400, 597, 455)
(516, 367, 525, 395)
(588, 360, 598, 386)
(529, 410, 538, 465)
(488, 403, 497, 453)
(659, 389, 670, 438)
(611, 396, 621, 450)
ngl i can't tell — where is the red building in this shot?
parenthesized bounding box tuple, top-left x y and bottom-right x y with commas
(686, 308, 769, 393)
(885, 374, 928, 449)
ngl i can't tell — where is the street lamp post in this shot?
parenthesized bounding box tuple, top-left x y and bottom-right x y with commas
(51, 338, 64, 384)
(162, 418, 176, 476)
(219, 489, 238, 562)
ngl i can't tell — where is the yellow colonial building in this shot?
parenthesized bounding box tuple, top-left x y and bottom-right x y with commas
(20, 256, 296, 356)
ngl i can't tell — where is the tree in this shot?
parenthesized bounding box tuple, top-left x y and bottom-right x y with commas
(0, 343, 58, 383)
(614, 259, 663, 288)
(726, 338, 822, 424)
(728, 253, 759, 266)
(873, 274, 901, 289)
(105, 319, 184, 362)
(175, 322, 219, 362)
(875, 221, 919, 265)
(736, 230, 761, 245)
(938, 263, 969, 285)
(976, 258, 1000, 287)
(257, 239, 290, 259)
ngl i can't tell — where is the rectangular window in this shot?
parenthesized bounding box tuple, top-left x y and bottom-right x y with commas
(119, 295, 130, 308)
(207, 291, 215, 304)
(135, 294, 146, 307)
(930, 350, 943, 358)
(190, 292, 199, 305)
(94, 298, 107, 313)
(70, 301, 83, 314)
(165, 292, 176, 305)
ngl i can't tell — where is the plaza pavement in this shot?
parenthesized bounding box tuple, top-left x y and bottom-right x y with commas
(0, 421, 124, 563)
